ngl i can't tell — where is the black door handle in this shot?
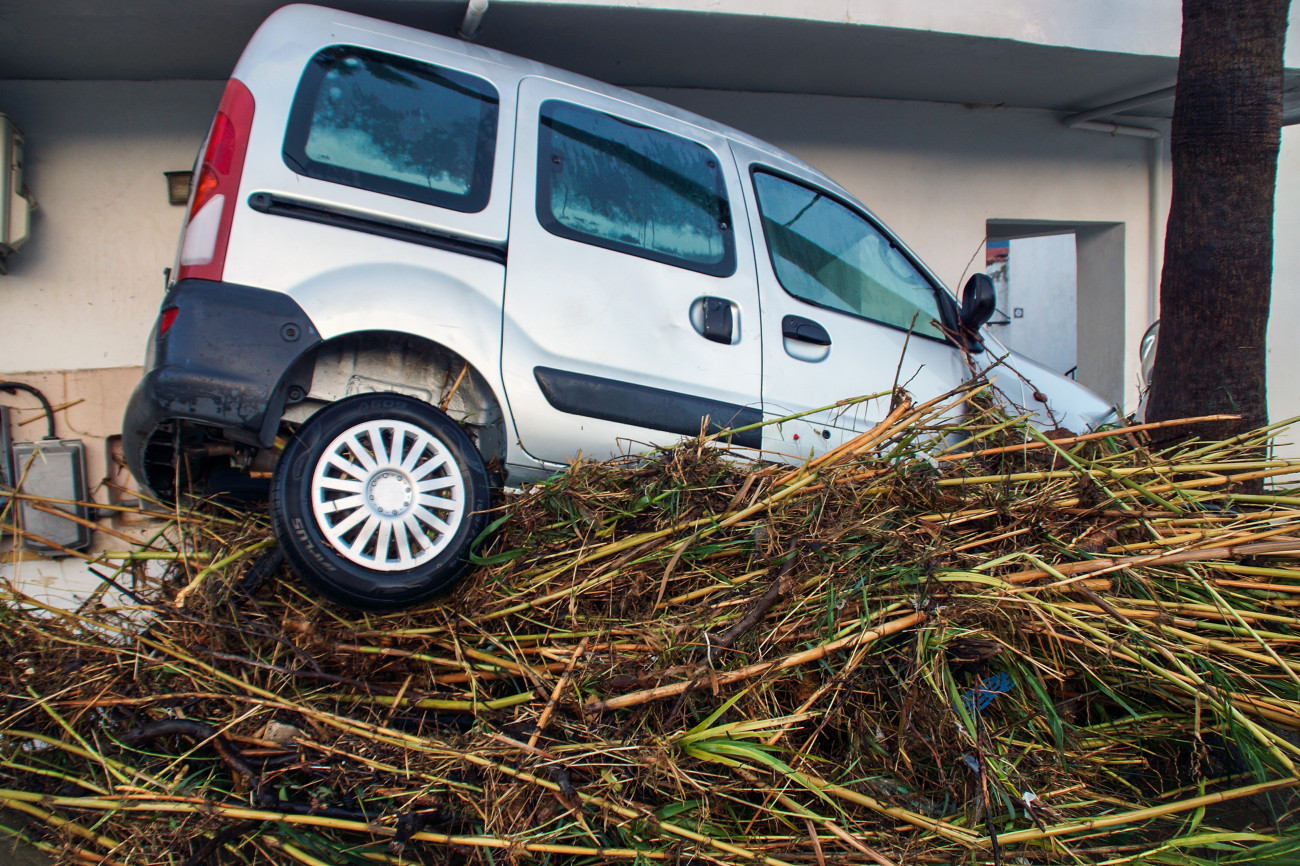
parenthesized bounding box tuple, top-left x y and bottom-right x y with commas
(700, 296, 733, 344)
(782, 315, 830, 346)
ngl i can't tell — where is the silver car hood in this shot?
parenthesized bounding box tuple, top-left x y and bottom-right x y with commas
(979, 343, 1118, 434)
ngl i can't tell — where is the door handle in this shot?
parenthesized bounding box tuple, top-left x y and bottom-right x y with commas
(782, 315, 830, 346)
(691, 296, 735, 345)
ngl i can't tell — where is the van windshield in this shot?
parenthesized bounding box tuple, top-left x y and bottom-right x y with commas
(753, 170, 947, 341)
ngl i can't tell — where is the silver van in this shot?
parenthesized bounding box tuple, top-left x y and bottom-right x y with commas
(123, 4, 1112, 609)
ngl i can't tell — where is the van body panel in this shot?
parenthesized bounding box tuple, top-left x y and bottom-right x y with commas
(223, 5, 520, 294)
(725, 143, 969, 461)
(982, 337, 1118, 432)
(499, 75, 765, 464)
(120, 2, 1121, 607)
(122, 280, 322, 496)
(126, 2, 1116, 504)
(237, 6, 801, 164)
(243, 241, 516, 446)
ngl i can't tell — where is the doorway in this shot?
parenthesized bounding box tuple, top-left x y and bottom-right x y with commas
(986, 232, 1078, 377)
(985, 220, 1126, 404)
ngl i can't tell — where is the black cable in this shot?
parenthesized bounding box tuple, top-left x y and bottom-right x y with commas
(0, 381, 56, 439)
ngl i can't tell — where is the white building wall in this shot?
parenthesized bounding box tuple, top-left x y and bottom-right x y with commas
(511, 0, 1195, 61)
(1269, 126, 1300, 457)
(523, 0, 1296, 67)
(0, 81, 223, 370)
(2, 79, 1297, 433)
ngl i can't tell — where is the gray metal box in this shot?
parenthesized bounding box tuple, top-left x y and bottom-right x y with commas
(1, 114, 35, 266)
(11, 438, 92, 552)
(0, 405, 12, 530)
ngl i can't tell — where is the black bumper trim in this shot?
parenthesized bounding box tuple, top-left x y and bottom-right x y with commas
(533, 367, 762, 449)
(123, 279, 321, 497)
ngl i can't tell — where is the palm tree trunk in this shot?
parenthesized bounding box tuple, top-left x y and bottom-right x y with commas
(1146, 0, 1290, 442)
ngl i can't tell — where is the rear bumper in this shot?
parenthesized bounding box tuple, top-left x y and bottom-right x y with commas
(123, 279, 320, 497)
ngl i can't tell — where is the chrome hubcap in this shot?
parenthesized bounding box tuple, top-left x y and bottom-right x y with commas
(367, 470, 413, 516)
(310, 419, 466, 571)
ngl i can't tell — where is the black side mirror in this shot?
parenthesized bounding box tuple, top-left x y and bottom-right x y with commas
(960, 273, 997, 332)
(956, 271, 993, 348)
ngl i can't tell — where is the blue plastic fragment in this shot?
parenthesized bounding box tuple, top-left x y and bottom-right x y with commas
(961, 671, 1015, 716)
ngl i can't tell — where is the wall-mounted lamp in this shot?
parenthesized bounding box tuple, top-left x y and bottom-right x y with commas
(164, 170, 192, 206)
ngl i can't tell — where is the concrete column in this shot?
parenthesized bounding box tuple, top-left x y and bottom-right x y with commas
(1075, 223, 1126, 403)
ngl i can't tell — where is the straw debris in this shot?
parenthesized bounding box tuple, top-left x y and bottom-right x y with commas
(4, 388, 1300, 864)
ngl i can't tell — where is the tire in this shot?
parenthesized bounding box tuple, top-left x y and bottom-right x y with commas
(270, 393, 491, 610)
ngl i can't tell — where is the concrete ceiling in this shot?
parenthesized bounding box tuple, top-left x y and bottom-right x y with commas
(2, 0, 1297, 123)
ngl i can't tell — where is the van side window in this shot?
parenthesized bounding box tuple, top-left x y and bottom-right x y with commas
(537, 101, 735, 277)
(284, 46, 498, 213)
(753, 170, 947, 341)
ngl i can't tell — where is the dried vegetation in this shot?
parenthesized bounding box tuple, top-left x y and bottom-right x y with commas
(4, 387, 1300, 864)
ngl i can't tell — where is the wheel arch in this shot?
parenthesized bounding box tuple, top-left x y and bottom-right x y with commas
(283, 330, 508, 473)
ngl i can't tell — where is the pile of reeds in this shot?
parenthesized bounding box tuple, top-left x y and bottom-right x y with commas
(4, 387, 1300, 865)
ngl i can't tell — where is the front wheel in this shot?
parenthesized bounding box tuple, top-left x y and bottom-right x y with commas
(270, 393, 491, 610)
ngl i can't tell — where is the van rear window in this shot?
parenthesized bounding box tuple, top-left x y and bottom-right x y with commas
(536, 101, 735, 277)
(284, 46, 498, 213)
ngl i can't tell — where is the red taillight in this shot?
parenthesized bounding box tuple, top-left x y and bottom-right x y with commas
(191, 166, 219, 215)
(158, 307, 179, 336)
(177, 78, 255, 283)
(208, 112, 236, 174)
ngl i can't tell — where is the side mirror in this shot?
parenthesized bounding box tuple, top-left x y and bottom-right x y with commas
(1138, 319, 1160, 387)
(960, 273, 997, 332)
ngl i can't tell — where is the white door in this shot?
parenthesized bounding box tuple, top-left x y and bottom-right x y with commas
(501, 78, 763, 465)
(734, 156, 969, 462)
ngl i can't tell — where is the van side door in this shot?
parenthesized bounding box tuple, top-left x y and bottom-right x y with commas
(735, 155, 969, 460)
(501, 78, 763, 465)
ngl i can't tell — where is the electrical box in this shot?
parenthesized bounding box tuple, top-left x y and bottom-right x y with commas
(0, 406, 12, 529)
(10, 439, 92, 552)
(0, 114, 37, 274)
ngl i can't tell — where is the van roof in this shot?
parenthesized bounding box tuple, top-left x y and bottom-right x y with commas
(245, 3, 829, 182)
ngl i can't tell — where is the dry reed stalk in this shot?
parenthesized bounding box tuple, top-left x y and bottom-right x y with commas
(6, 390, 1300, 863)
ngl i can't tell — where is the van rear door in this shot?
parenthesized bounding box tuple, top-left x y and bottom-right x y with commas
(501, 78, 763, 464)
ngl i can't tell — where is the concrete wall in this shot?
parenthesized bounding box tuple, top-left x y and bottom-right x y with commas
(529, 0, 1296, 67)
(0, 81, 223, 371)
(2, 79, 1296, 445)
(514, 0, 1192, 61)
(0, 81, 221, 490)
(1269, 125, 1300, 454)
